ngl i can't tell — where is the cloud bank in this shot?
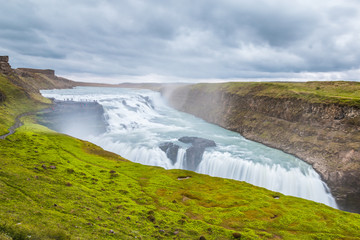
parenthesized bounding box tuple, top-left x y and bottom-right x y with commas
(1, 0, 360, 83)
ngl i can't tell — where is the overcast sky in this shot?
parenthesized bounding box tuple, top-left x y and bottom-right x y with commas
(1, 0, 360, 83)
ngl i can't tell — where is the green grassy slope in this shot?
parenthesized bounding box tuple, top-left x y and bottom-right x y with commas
(1, 122, 360, 240)
(0, 75, 50, 135)
(1, 75, 360, 239)
(192, 81, 360, 107)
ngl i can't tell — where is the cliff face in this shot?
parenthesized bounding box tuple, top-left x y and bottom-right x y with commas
(17, 68, 55, 77)
(13, 68, 77, 92)
(166, 83, 360, 213)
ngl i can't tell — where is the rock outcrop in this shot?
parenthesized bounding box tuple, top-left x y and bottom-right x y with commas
(0, 56, 12, 75)
(14, 68, 76, 92)
(0, 56, 9, 62)
(178, 137, 216, 148)
(17, 68, 55, 77)
(179, 137, 216, 171)
(159, 142, 179, 164)
(159, 137, 216, 170)
(166, 84, 360, 213)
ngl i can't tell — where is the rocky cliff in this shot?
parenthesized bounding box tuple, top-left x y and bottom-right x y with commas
(165, 82, 360, 213)
(13, 68, 77, 92)
(0, 56, 77, 93)
(17, 68, 55, 77)
(0, 56, 12, 75)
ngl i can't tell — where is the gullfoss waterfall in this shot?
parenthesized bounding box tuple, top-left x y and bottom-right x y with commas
(41, 87, 338, 208)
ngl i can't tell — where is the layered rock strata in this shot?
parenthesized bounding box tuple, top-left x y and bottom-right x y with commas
(17, 68, 55, 77)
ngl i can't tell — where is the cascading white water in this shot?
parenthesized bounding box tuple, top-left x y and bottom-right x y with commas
(41, 87, 338, 208)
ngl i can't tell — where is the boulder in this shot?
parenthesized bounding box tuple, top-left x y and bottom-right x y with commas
(159, 137, 216, 169)
(159, 142, 180, 164)
(179, 136, 216, 148)
(179, 137, 216, 171)
(184, 146, 206, 171)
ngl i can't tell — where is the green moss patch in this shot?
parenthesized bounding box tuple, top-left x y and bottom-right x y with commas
(0, 74, 49, 135)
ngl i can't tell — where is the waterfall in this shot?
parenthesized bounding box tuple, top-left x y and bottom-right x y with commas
(41, 87, 338, 208)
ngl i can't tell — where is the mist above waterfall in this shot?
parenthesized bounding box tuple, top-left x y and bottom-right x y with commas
(41, 87, 338, 208)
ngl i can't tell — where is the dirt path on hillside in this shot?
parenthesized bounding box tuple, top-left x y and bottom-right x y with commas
(0, 112, 35, 139)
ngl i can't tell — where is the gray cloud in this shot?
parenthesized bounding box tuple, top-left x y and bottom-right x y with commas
(1, 0, 360, 82)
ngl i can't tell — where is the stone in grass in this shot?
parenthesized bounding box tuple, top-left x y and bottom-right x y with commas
(109, 230, 115, 234)
(199, 236, 206, 240)
(147, 215, 156, 222)
(232, 232, 242, 239)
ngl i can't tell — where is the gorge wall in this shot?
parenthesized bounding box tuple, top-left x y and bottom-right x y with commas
(165, 83, 360, 213)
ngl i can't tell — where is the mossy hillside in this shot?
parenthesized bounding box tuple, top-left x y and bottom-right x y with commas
(0, 74, 50, 135)
(1, 74, 360, 239)
(0, 120, 360, 239)
(191, 81, 360, 107)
